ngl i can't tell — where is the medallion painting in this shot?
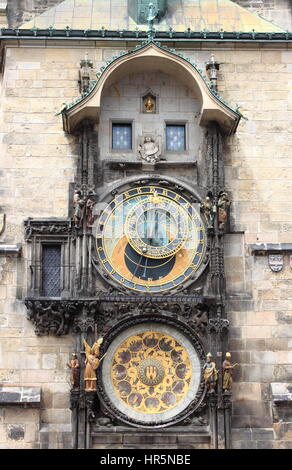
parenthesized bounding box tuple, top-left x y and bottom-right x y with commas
(101, 324, 202, 426)
(111, 330, 192, 414)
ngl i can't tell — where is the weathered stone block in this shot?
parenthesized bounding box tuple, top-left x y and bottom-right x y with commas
(228, 312, 247, 327)
(176, 435, 210, 444)
(246, 311, 277, 326)
(265, 338, 288, 351)
(232, 440, 257, 449)
(274, 365, 292, 381)
(231, 415, 251, 428)
(25, 423, 39, 443)
(273, 440, 292, 450)
(41, 409, 71, 425)
(256, 440, 274, 449)
(92, 434, 123, 445)
(232, 347, 250, 361)
(246, 339, 265, 351)
(243, 364, 274, 382)
(123, 434, 177, 445)
(229, 339, 246, 351)
(231, 428, 252, 441)
(233, 382, 262, 401)
(4, 408, 39, 424)
(250, 351, 277, 365)
(242, 326, 272, 339)
(52, 393, 70, 409)
(7, 424, 25, 440)
(0, 424, 6, 442)
(42, 354, 57, 370)
(251, 428, 274, 440)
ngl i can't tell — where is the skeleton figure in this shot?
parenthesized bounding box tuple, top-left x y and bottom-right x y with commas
(200, 196, 216, 228)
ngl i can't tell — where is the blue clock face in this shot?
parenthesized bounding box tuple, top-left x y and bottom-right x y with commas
(95, 186, 206, 293)
(136, 208, 170, 247)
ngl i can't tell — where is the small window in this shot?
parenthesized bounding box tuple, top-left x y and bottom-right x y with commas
(42, 245, 61, 297)
(166, 124, 186, 151)
(112, 123, 132, 150)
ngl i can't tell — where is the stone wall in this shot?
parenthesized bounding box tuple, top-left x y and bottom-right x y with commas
(0, 45, 87, 449)
(7, 0, 62, 27)
(217, 44, 292, 449)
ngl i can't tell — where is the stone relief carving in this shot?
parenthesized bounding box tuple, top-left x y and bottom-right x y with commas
(138, 134, 161, 164)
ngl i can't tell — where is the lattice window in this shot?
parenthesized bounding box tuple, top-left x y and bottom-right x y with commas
(42, 245, 61, 297)
(112, 123, 132, 150)
(166, 124, 186, 151)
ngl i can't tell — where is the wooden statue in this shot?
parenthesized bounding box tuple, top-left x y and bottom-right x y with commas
(222, 352, 238, 392)
(203, 352, 218, 392)
(73, 190, 85, 227)
(85, 191, 97, 227)
(67, 352, 80, 389)
(83, 338, 103, 392)
(200, 196, 216, 228)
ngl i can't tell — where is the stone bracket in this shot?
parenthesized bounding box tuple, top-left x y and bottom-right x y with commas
(0, 244, 22, 256)
(250, 243, 292, 254)
(0, 386, 41, 407)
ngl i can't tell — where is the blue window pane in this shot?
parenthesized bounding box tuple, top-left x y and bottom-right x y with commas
(112, 124, 132, 150)
(42, 245, 61, 297)
(166, 125, 185, 151)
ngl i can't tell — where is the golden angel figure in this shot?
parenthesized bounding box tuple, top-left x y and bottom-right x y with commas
(83, 338, 103, 392)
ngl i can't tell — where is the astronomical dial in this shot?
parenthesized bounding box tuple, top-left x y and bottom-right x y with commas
(125, 193, 189, 259)
(95, 185, 206, 293)
(111, 331, 192, 414)
(101, 324, 203, 425)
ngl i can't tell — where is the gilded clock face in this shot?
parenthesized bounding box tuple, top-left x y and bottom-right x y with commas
(111, 330, 192, 414)
(96, 185, 206, 292)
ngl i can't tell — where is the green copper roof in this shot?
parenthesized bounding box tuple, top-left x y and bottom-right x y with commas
(19, 0, 286, 33)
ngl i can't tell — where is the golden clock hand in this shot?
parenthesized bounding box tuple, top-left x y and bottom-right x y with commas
(131, 252, 145, 280)
(142, 256, 148, 278)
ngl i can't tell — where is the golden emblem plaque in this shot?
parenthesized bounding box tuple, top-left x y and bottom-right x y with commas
(111, 330, 192, 414)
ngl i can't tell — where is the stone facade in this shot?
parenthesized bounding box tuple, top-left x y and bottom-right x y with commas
(233, 0, 292, 32)
(7, 0, 62, 27)
(0, 0, 291, 451)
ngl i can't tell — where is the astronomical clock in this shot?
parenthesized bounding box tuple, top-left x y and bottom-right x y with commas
(95, 185, 206, 293)
(25, 38, 233, 448)
(92, 179, 213, 430)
